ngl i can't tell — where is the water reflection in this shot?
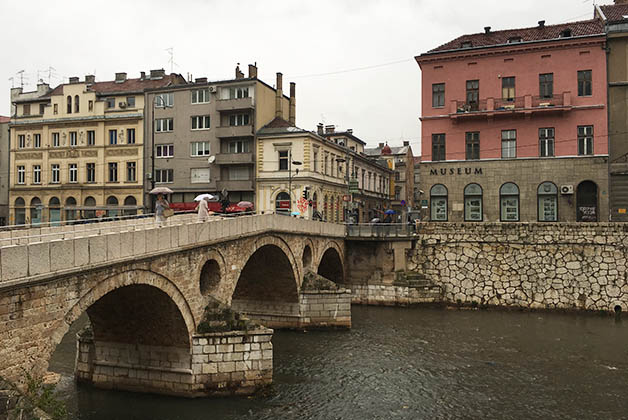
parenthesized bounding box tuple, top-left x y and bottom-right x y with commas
(50, 306, 628, 419)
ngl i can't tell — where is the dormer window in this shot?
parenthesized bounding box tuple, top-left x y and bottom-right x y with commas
(560, 29, 572, 38)
(507, 36, 522, 44)
(461, 41, 472, 48)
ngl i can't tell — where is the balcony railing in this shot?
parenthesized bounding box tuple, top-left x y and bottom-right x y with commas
(450, 92, 572, 119)
(346, 223, 415, 238)
(216, 180, 254, 191)
(214, 153, 254, 165)
(215, 97, 254, 112)
(215, 125, 254, 138)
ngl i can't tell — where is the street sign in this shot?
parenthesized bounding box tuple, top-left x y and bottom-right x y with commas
(348, 179, 359, 193)
(343, 195, 352, 202)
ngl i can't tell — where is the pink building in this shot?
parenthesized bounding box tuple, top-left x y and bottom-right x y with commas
(416, 19, 609, 222)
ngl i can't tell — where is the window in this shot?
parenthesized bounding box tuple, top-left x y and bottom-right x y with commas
(67, 96, 72, 114)
(279, 150, 289, 170)
(52, 132, 60, 147)
(191, 88, 210, 104)
(461, 41, 472, 48)
(560, 29, 572, 38)
(18, 135, 25, 149)
(109, 129, 117, 145)
(155, 169, 173, 183)
(500, 183, 520, 221)
(127, 128, 135, 144)
(155, 118, 174, 132)
(501, 130, 516, 158)
(108, 162, 118, 182)
(17, 166, 25, 184)
(190, 168, 210, 183)
(464, 183, 483, 221)
(106, 98, 115, 109)
(88, 100, 93, 111)
(507, 36, 522, 43)
(156, 144, 174, 158)
(502, 77, 515, 101)
(578, 125, 593, 155)
(155, 93, 174, 107)
(87, 130, 95, 146)
(86, 163, 95, 183)
(51, 164, 60, 184)
(432, 134, 446, 161)
(70, 131, 77, 147)
(69, 163, 78, 183)
(466, 80, 479, 111)
(126, 96, 135, 107)
(74, 95, 79, 113)
(538, 182, 558, 221)
(190, 141, 210, 156)
(23, 104, 31, 116)
(39, 104, 45, 115)
(229, 87, 249, 99)
(229, 114, 250, 126)
(126, 162, 136, 182)
(53, 104, 58, 115)
(578, 70, 592, 97)
(539, 73, 553, 98)
(34, 134, 41, 148)
(432, 83, 445, 108)
(313, 151, 318, 172)
(465, 132, 480, 160)
(32, 165, 41, 184)
(229, 166, 249, 180)
(191, 115, 210, 130)
(228, 140, 249, 153)
(430, 184, 448, 221)
(539, 128, 555, 157)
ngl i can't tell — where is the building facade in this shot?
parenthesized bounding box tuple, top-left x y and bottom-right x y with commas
(597, 1, 628, 221)
(256, 119, 392, 222)
(9, 70, 184, 225)
(0, 116, 9, 225)
(364, 141, 415, 218)
(417, 19, 609, 222)
(144, 65, 291, 208)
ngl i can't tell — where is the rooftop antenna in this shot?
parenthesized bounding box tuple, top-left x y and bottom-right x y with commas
(16, 70, 25, 88)
(8, 77, 14, 88)
(166, 47, 178, 74)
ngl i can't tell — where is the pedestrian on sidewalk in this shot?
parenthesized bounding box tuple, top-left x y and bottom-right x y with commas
(197, 197, 209, 222)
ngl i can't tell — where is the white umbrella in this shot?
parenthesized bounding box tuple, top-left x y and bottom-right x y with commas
(194, 193, 215, 201)
(149, 187, 173, 194)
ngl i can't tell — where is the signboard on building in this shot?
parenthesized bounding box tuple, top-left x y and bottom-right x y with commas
(348, 179, 359, 193)
(190, 168, 210, 183)
(343, 195, 352, 202)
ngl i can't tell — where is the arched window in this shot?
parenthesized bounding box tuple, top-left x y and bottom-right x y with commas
(576, 180, 598, 222)
(14, 197, 26, 225)
(49, 197, 61, 225)
(430, 184, 448, 221)
(106, 196, 119, 218)
(67, 95, 72, 114)
(84, 196, 96, 220)
(464, 183, 483, 221)
(500, 182, 520, 221)
(537, 182, 558, 222)
(123, 195, 137, 216)
(30, 197, 42, 225)
(275, 192, 290, 214)
(74, 95, 79, 113)
(329, 196, 335, 222)
(65, 197, 77, 221)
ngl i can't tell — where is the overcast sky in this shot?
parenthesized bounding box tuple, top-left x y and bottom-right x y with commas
(0, 0, 600, 154)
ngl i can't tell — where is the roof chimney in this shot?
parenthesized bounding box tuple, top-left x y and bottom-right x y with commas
(235, 64, 244, 79)
(85, 75, 95, 84)
(484, 26, 491, 34)
(195, 77, 208, 84)
(150, 69, 165, 79)
(275, 72, 283, 118)
(317, 123, 324, 135)
(403, 140, 410, 146)
(140, 71, 146, 80)
(325, 125, 335, 134)
(347, 129, 353, 134)
(379, 142, 384, 148)
(538, 20, 545, 28)
(69, 77, 79, 84)
(288, 82, 296, 125)
(248, 64, 258, 79)
(115, 72, 127, 83)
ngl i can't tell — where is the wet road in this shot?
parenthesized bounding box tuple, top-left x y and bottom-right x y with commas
(49, 306, 628, 419)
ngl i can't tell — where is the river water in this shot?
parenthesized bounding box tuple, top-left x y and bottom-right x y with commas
(49, 306, 628, 419)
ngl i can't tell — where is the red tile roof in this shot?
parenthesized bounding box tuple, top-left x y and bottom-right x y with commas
(599, 4, 628, 23)
(426, 19, 604, 54)
(0, 116, 10, 123)
(46, 73, 185, 97)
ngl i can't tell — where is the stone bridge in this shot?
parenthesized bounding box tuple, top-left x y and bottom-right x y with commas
(0, 214, 350, 397)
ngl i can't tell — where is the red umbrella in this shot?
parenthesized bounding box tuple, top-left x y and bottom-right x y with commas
(237, 201, 254, 209)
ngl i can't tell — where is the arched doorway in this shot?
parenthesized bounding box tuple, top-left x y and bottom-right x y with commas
(49, 197, 61, 226)
(123, 195, 137, 216)
(30, 197, 42, 225)
(84, 196, 96, 220)
(65, 197, 77, 222)
(14, 197, 26, 225)
(577, 181, 598, 222)
(275, 192, 290, 215)
(106, 196, 119, 218)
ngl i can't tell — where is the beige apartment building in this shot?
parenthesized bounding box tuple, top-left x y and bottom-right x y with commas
(256, 119, 392, 222)
(144, 65, 291, 207)
(9, 70, 184, 225)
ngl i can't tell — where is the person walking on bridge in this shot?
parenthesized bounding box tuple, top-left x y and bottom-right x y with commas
(197, 196, 209, 222)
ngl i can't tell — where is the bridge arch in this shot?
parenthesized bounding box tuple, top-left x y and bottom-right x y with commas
(317, 241, 345, 285)
(197, 249, 228, 300)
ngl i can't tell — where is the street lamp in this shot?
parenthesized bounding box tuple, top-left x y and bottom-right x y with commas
(149, 94, 173, 210)
(288, 149, 302, 213)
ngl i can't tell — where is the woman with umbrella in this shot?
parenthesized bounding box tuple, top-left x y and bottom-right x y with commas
(195, 194, 214, 222)
(150, 187, 172, 226)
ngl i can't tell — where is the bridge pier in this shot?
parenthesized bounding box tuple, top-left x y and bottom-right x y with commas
(75, 327, 273, 397)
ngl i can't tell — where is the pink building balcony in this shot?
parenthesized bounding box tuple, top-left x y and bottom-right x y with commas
(449, 92, 572, 120)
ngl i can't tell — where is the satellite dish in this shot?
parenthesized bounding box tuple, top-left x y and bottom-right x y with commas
(207, 155, 216, 164)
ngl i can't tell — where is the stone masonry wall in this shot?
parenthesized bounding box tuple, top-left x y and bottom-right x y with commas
(299, 290, 352, 328)
(408, 222, 628, 312)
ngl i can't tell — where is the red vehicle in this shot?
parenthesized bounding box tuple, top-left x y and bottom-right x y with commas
(168, 201, 252, 214)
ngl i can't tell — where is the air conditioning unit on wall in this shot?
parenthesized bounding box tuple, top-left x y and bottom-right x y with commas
(560, 185, 574, 195)
(208, 86, 217, 93)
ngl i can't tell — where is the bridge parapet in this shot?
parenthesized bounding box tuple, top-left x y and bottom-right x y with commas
(0, 214, 344, 287)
